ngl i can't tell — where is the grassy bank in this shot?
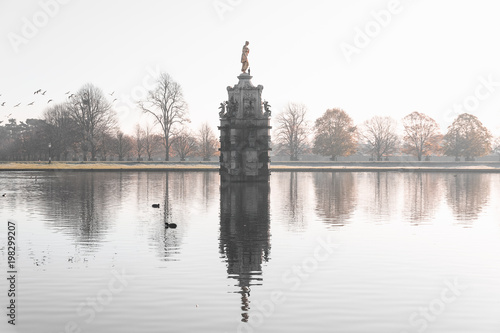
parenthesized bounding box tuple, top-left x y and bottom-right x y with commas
(1, 161, 500, 172)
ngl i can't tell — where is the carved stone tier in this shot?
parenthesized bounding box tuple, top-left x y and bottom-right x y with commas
(219, 74, 271, 182)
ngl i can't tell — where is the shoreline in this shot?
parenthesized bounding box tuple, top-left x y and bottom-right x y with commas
(1, 161, 500, 172)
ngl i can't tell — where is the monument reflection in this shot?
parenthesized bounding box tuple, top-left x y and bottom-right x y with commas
(219, 182, 271, 322)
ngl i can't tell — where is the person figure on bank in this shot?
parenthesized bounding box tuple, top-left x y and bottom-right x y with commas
(241, 41, 250, 73)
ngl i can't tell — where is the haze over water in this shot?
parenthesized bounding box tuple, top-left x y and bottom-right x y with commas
(1, 171, 499, 332)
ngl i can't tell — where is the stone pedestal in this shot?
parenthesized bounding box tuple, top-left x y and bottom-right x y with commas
(219, 74, 271, 182)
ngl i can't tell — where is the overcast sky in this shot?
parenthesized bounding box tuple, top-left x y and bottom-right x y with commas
(1, 0, 500, 137)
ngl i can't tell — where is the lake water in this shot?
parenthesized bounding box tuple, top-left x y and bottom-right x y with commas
(1, 171, 500, 333)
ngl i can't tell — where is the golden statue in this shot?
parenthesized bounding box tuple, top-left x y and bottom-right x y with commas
(241, 41, 249, 73)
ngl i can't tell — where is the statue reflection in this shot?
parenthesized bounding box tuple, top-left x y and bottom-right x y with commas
(219, 182, 271, 322)
(446, 173, 491, 224)
(313, 172, 357, 227)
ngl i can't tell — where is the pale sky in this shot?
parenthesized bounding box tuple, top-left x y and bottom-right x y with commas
(1, 0, 500, 137)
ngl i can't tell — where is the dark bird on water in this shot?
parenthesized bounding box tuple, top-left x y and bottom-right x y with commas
(2, 193, 6, 197)
(152, 204, 160, 208)
(165, 222, 177, 229)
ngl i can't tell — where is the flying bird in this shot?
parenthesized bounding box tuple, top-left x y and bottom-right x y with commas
(68, 94, 75, 99)
(42, 90, 47, 95)
(65, 91, 70, 94)
(112, 98, 117, 102)
(1, 102, 5, 106)
(109, 91, 115, 96)
(7, 113, 12, 117)
(14, 103, 20, 107)
(47, 99, 53, 103)
(27, 101, 35, 106)
(34, 89, 42, 94)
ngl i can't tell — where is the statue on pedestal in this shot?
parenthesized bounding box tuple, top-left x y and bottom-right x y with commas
(241, 41, 250, 73)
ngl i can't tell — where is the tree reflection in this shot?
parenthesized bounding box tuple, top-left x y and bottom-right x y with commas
(40, 172, 120, 248)
(146, 172, 186, 261)
(361, 172, 400, 223)
(403, 173, 443, 224)
(313, 172, 356, 227)
(272, 172, 310, 231)
(219, 182, 271, 323)
(446, 173, 491, 223)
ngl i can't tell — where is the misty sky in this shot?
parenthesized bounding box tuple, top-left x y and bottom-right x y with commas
(1, 0, 500, 136)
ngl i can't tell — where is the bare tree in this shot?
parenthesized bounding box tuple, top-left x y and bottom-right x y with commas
(114, 131, 133, 161)
(171, 128, 197, 161)
(443, 113, 492, 161)
(98, 132, 114, 161)
(313, 108, 357, 161)
(138, 72, 189, 161)
(402, 111, 441, 161)
(43, 102, 79, 161)
(143, 122, 161, 161)
(197, 122, 218, 161)
(134, 124, 145, 161)
(361, 116, 399, 161)
(68, 83, 117, 161)
(274, 103, 310, 161)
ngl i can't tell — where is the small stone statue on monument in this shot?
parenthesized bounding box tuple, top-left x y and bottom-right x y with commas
(263, 100, 272, 117)
(219, 101, 227, 117)
(228, 96, 238, 117)
(241, 41, 250, 73)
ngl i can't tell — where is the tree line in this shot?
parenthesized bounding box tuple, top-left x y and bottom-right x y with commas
(274, 103, 500, 161)
(0, 74, 218, 162)
(1, 72, 500, 162)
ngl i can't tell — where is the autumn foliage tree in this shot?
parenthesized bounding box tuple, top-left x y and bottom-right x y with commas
(402, 111, 441, 161)
(493, 137, 500, 161)
(443, 113, 492, 160)
(313, 108, 357, 161)
(274, 103, 310, 161)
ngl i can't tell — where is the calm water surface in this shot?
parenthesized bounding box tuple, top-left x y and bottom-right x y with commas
(1, 171, 500, 333)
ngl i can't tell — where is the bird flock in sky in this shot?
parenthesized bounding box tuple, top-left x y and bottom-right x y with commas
(0, 90, 119, 122)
